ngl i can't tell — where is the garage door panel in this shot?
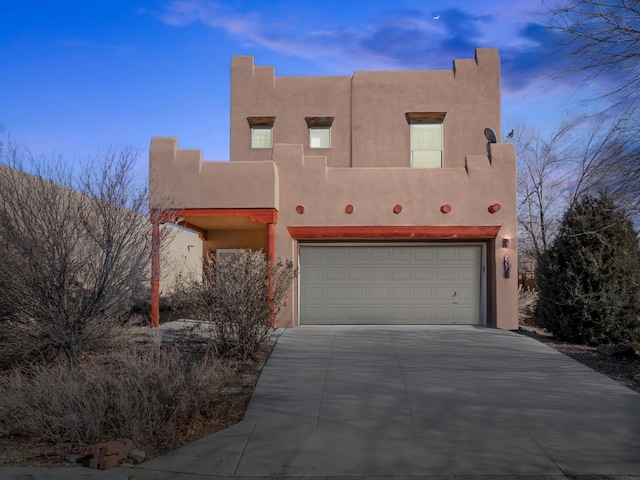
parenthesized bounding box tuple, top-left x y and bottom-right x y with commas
(368, 307, 389, 322)
(392, 247, 413, 261)
(436, 247, 456, 261)
(456, 307, 477, 324)
(370, 248, 391, 261)
(301, 248, 325, 263)
(391, 287, 411, 300)
(327, 267, 346, 281)
(391, 267, 411, 280)
(326, 248, 347, 261)
(326, 287, 345, 300)
(435, 287, 455, 300)
(458, 266, 480, 281)
(391, 307, 411, 321)
(368, 268, 388, 280)
(434, 307, 454, 321)
(325, 307, 345, 322)
(458, 247, 482, 262)
(346, 307, 366, 322)
(456, 287, 477, 301)
(304, 307, 324, 322)
(347, 287, 366, 300)
(370, 287, 389, 300)
(348, 267, 367, 280)
(413, 287, 432, 300)
(415, 251, 434, 262)
(414, 267, 434, 280)
(304, 287, 324, 300)
(436, 267, 456, 280)
(300, 245, 481, 325)
(302, 267, 324, 281)
(413, 307, 433, 321)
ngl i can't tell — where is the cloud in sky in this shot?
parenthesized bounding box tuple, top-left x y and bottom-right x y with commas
(152, 0, 572, 93)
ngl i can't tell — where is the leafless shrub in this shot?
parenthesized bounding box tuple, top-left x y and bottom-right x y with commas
(518, 285, 539, 326)
(0, 343, 235, 448)
(0, 140, 166, 364)
(172, 250, 295, 360)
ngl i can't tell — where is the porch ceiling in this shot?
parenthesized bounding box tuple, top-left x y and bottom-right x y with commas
(182, 215, 267, 231)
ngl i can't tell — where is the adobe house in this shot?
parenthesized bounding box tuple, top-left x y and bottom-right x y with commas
(149, 48, 518, 330)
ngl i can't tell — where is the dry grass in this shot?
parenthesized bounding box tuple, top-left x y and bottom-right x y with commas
(0, 338, 273, 467)
(518, 285, 539, 326)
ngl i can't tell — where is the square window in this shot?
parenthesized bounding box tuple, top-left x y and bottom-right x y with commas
(310, 127, 331, 148)
(411, 123, 443, 168)
(251, 127, 272, 149)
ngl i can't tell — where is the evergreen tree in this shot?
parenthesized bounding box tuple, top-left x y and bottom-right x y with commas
(536, 193, 640, 345)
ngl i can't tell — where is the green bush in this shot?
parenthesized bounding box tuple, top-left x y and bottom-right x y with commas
(536, 194, 640, 345)
(171, 250, 295, 360)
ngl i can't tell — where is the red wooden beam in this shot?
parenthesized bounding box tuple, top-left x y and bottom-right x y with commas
(287, 225, 501, 239)
(159, 208, 278, 225)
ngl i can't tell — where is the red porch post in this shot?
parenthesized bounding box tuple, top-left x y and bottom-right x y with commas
(150, 222, 161, 328)
(267, 222, 276, 327)
(267, 223, 275, 264)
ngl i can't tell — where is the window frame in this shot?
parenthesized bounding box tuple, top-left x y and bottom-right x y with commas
(247, 116, 276, 149)
(309, 126, 331, 149)
(251, 127, 273, 149)
(405, 112, 446, 168)
(305, 116, 334, 149)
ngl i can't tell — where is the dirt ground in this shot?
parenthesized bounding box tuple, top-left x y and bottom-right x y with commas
(517, 325, 640, 393)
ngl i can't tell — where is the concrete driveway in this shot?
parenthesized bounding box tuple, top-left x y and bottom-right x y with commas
(141, 326, 640, 477)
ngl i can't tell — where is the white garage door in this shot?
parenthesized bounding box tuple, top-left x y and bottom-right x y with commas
(299, 245, 482, 325)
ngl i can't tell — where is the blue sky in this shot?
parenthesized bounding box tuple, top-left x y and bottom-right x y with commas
(1, 0, 607, 172)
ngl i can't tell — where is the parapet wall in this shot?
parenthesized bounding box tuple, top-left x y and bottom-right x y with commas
(149, 137, 279, 210)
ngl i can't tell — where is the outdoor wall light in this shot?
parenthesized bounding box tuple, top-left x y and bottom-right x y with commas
(502, 238, 511, 248)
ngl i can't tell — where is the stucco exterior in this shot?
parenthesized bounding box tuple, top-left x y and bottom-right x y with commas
(150, 48, 518, 330)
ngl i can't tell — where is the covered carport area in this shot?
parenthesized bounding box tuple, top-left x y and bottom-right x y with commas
(150, 207, 278, 327)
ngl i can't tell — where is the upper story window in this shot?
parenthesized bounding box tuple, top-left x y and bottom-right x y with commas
(406, 112, 446, 168)
(305, 116, 334, 149)
(247, 116, 276, 149)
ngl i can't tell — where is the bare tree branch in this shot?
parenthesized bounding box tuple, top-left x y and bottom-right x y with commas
(0, 139, 162, 363)
(545, 0, 640, 107)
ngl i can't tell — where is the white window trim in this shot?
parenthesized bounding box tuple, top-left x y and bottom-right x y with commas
(251, 127, 273, 149)
(410, 123, 443, 168)
(309, 127, 331, 149)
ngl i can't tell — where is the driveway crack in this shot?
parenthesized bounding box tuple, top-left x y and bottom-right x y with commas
(316, 331, 337, 427)
(390, 330, 416, 427)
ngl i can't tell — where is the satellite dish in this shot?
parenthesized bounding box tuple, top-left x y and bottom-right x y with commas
(484, 128, 498, 144)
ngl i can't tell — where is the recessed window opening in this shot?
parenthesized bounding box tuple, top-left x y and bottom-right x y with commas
(310, 127, 331, 148)
(247, 116, 276, 149)
(411, 124, 443, 168)
(406, 112, 446, 168)
(305, 116, 334, 149)
(251, 127, 273, 149)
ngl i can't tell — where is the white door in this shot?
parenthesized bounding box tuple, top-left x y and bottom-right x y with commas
(299, 245, 482, 325)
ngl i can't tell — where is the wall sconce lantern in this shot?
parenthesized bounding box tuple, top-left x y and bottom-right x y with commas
(502, 238, 511, 249)
(504, 253, 511, 278)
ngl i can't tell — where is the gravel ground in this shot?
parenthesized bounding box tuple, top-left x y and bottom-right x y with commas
(517, 325, 640, 393)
